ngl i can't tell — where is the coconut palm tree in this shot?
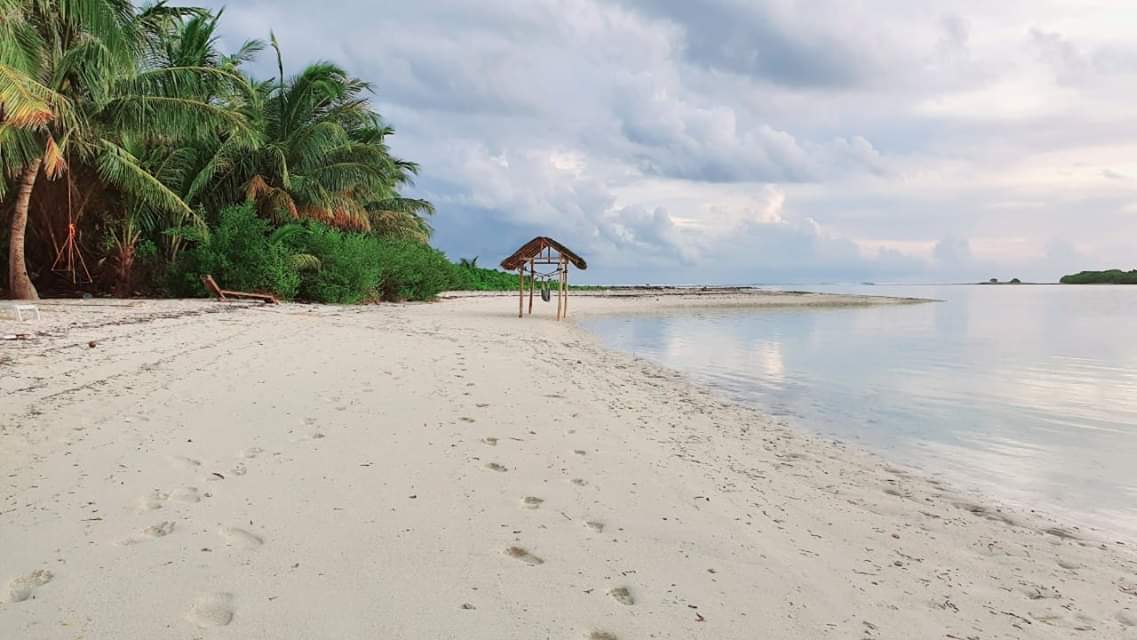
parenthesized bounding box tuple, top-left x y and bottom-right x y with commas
(0, 0, 249, 299)
(179, 35, 434, 238)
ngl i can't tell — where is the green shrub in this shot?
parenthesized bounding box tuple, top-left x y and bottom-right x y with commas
(285, 227, 454, 303)
(167, 204, 481, 303)
(374, 239, 455, 301)
(288, 225, 382, 304)
(450, 262, 526, 291)
(169, 203, 300, 298)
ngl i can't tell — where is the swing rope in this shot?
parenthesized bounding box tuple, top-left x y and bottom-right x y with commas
(51, 174, 93, 285)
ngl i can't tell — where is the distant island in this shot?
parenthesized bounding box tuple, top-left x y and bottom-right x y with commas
(1059, 269, 1137, 284)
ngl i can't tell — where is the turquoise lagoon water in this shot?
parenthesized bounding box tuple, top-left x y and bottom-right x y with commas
(580, 285, 1137, 540)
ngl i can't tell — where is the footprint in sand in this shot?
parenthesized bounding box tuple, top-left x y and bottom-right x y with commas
(240, 447, 264, 459)
(481, 437, 498, 446)
(137, 490, 168, 511)
(485, 462, 508, 472)
(230, 463, 248, 477)
(218, 527, 264, 549)
(504, 546, 544, 565)
(186, 592, 235, 627)
(169, 456, 202, 470)
(607, 586, 635, 605)
(521, 496, 544, 509)
(137, 487, 201, 511)
(290, 431, 326, 444)
(120, 521, 176, 545)
(573, 449, 587, 456)
(587, 632, 619, 640)
(1056, 558, 1081, 571)
(145, 521, 176, 537)
(584, 521, 605, 533)
(570, 478, 588, 486)
(171, 487, 202, 503)
(7, 569, 53, 603)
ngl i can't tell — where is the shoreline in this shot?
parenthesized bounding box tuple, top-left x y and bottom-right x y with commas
(441, 287, 936, 314)
(2, 293, 1134, 638)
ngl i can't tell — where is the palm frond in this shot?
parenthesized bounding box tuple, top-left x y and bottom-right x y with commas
(96, 138, 193, 216)
(288, 253, 321, 272)
(103, 94, 249, 141)
(0, 64, 64, 128)
(367, 209, 431, 243)
(41, 132, 67, 179)
(223, 39, 265, 69)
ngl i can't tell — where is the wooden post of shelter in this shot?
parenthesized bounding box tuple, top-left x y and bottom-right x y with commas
(561, 256, 568, 318)
(500, 237, 587, 321)
(528, 258, 535, 315)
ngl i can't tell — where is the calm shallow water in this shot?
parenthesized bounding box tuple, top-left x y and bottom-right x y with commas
(580, 285, 1137, 540)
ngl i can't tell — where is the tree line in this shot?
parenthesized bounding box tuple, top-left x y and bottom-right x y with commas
(1, 0, 451, 301)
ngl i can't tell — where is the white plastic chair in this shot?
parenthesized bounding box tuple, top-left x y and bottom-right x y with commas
(16, 304, 39, 321)
(2, 303, 40, 321)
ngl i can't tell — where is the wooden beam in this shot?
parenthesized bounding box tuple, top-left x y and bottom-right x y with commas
(528, 258, 535, 315)
(556, 256, 566, 320)
(518, 268, 524, 318)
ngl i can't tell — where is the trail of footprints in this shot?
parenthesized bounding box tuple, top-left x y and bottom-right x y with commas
(164, 444, 273, 625)
(481, 420, 626, 640)
(6, 430, 289, 626)
(12, 401, 630, 635)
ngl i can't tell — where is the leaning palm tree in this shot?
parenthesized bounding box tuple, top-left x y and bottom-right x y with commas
(0, 0, 249, 299)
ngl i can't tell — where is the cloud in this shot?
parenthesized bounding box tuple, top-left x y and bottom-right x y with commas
(933, 236, 972, 270)
(1030, 28, 1137, 86)
(200, 0, 1137, 283)
(628, 1, 871, 87)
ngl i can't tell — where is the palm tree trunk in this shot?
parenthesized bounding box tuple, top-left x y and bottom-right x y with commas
(8, 162, 41, 300)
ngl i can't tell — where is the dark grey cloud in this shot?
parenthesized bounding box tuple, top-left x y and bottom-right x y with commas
(620, 0, 872, 87)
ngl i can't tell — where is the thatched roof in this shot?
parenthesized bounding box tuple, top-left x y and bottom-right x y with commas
(500, 236, 588, 271)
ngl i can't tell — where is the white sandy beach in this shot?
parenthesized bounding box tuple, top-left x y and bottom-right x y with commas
(2, 292, 1136, 639)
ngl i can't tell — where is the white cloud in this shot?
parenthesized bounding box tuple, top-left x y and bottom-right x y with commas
(202, 0, 1137, 282)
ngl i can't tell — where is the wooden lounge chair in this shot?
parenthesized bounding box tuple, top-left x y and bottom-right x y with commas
(201, 274, 279, 304)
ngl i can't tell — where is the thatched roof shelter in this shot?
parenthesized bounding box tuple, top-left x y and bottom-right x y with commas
(500, 236, 587, 271)
(500, 237, 586, 320)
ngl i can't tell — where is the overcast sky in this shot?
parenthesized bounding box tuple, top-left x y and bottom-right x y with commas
(201, 0, 1137, 284)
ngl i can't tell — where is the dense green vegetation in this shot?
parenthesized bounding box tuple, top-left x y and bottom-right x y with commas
(1059, 270, 1137, 284)
(164, 204, 530, 302)
(1, 0, 460, 303)
(450, 257, 525, 291)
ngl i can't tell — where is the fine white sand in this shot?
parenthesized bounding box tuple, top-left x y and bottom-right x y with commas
(2, 294, 1136, 639)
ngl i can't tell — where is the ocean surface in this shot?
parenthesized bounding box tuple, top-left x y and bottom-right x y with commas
(580, 284, 1137, 540)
